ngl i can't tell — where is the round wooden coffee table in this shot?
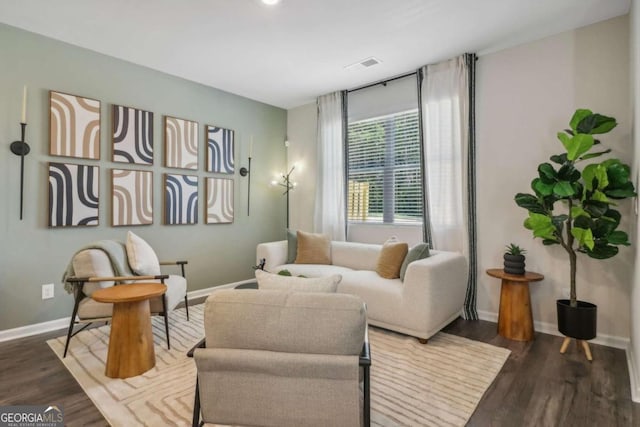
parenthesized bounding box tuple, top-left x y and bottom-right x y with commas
(92, 283, 167, 379)
(486, 269, 544, 342)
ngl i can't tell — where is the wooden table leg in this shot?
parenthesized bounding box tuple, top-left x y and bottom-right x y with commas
(105, 299, 156, 378)
(497, 279, 534, 341)
(580, 340, 593, 362)
(560, 337, 571, 354)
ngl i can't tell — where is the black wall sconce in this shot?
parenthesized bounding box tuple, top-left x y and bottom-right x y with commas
(11, 86, 30, 220)
(239, 137, 253, 216)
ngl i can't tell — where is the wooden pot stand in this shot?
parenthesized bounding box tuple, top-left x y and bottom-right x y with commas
(560, 337, 593, 361)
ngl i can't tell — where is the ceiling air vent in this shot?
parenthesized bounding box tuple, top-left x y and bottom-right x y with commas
(360, 57, 380, 67)
(344, 57, 382, 70)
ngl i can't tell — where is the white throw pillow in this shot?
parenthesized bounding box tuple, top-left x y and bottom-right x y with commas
(255, 269, 341, 293)
(126, 231, 161, 276)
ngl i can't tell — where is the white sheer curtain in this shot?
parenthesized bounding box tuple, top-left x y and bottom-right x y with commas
(314, 91, 346, 241)
(421, 56, 470, 257)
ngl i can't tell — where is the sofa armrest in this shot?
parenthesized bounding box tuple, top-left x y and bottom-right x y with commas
(401, 251, 468, 334)
(256, 240, 288, 272)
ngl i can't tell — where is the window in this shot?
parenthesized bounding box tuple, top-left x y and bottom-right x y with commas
(346, 75, 422, 224)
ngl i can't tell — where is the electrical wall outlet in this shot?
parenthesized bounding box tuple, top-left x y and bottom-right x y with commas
(561, 287, 570, 299)
(42, 283, 55, 300)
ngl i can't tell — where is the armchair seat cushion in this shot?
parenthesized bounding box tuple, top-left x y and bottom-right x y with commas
(149, 274, 186, 312)
(78, 297, 113, 319)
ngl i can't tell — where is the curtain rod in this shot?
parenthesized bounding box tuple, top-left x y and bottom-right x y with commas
(346, 71, 418, 94)
(346, 53, 479, 94)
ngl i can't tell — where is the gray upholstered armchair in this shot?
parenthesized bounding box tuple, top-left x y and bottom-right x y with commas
(62, 235, 189, 358)
(190, 289, 370, 427)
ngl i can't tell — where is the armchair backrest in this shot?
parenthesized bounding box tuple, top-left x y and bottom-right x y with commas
(70, 241, 132, 296)
(195, 289, 367, 426)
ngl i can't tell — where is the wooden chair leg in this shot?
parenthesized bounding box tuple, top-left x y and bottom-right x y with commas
(560, 337, 571, 354)
(418, 338, 428, 344)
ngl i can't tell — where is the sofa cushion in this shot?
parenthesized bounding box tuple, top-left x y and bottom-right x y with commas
(126, 231, 161, 276)
(331, 241, 381, 270)
(256, 269, 340, 293)
(204, 289, 366, 355)
(295, 231, 331, 265)
(338, 270, 404, 327)
(400, 243, 431, 281)
(375, 240, 408, 279)
(272, 264, 354, 278)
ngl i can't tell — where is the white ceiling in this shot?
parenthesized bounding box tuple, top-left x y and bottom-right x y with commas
(0, 0, 630, 109)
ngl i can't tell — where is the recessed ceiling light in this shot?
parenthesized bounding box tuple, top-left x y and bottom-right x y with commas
(262, 0, 280, 5)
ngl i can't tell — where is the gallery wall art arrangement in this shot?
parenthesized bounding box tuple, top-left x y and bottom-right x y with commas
(206, 125, 235, 174)
(165, 174, 198, 225)
(112, 105, 154, 165)
(45, 89, 235, 228)
(165, 116, 199, 170)
(206, 177, 234, 224)
(111, 169, 153, 226)
(50, 91, 101, 160)
(48, 162, 99, 227)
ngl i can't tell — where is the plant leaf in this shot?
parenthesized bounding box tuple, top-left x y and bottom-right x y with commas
(538, 163, 558, 184)
(557, 163, 581, 182)
(542, 239, 559, 246)
(586, 243, 619, 259)
(583, 114, 617, 134)
(582, 163, 608, 191)
(570, 109, 592, 131)
(606, 162, 631, 187)
(532, 178, 554, 197)
(579, 149, 611, 161)
(552, 214, 568, 234)
(570, 206, 590, 219)
(557, 132, 572, 152)
(553, 181, 575, 197)
(565, 134, 594, 161)
(608, 230, 630, 245)
(524, 213, 558, 241)
(583, 200, 609, 217)
(550, 153, 568, 164)
(591, 190, 609, 203)
(515, 193, 547, 214)
(571, 227, 595, 250)
(605, 182, 637, 199)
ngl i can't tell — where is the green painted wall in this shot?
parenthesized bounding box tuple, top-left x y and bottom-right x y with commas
(0, 23, 287, 330)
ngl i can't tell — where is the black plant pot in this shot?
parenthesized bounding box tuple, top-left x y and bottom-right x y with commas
(556, 299, 597, 340)
(503, 254, 525, 275)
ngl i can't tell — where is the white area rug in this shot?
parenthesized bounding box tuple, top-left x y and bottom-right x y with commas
(48, 304, 510, 426)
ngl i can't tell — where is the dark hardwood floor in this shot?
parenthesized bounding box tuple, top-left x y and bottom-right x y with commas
(1, 317, 638, 426)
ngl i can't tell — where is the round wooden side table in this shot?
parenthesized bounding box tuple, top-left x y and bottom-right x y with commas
(92, 283, 167, 379)
(486, 269, 544, 342)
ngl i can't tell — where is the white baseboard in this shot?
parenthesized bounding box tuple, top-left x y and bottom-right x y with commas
(0, 279, 256, 343)
(477, 310, 630, 350)
(626, 345, 640, 402)
(0, 317, 71, 343)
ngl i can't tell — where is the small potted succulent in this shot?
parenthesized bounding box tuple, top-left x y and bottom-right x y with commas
(504, 244, 526, 275)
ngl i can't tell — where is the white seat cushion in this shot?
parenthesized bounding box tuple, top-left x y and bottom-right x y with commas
(338, 270, 403, 327)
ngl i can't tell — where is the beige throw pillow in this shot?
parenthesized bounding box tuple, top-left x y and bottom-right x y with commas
(295, 230, 331, 264)
(255, 269, 340, 293)
(126, 231, 161, 276)
(376, 239, 409, 279)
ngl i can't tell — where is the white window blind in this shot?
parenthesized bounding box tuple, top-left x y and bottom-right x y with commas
(347, 109, 422, 224)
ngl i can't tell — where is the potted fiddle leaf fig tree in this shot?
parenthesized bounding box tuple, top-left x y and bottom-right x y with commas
(515, 109, 635, 346)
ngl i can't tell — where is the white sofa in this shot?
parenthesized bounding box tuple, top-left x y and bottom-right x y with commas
(257, 240, 468, 341)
